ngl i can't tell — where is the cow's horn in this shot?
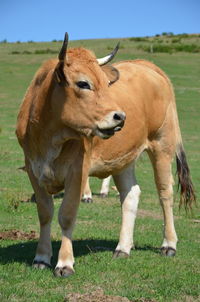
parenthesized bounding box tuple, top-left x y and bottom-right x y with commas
(97, 42, 120, 66)
(58, 32, 69, 61)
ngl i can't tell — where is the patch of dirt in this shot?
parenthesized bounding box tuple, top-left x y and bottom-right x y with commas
(65, 290, 130, 302)
(173, 296, 200, 302)
(0, 230, 38, 240)
(138, 209, 162, 220)
(19, 193, 36, 203)
(192, 219, 200, 223)
(65, 289, 155, 302)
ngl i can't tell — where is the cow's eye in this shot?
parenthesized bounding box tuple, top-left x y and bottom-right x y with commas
(76, 81, 91, 90)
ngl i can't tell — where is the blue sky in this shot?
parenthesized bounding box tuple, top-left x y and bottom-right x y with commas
(0, 0, 199, 42)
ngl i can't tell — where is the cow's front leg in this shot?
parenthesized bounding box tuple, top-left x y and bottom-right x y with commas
(27, 167, 54, 269)
(113, 164, 141, 258)
(54, 173, 85, 277)
(54, 148, 90, 277)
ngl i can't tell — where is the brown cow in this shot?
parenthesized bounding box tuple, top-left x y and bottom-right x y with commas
(16, 33, 195, 277)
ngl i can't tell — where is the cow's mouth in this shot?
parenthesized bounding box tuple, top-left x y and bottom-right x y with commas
(96, 120, 124, 139)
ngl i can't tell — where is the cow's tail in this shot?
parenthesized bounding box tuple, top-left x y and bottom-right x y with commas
(176, 144, 196, 210)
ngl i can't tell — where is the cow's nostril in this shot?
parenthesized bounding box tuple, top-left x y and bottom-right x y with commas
(113, 112, 126, 121)
(113, 113, 121, 120)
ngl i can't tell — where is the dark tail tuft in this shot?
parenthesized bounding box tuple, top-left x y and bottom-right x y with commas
(176, 145, 196, 210)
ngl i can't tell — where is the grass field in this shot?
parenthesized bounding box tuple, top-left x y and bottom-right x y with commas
(0, 35, 200, 302)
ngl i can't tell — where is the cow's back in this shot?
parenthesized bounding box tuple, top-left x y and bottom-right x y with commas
(89, 60, 175, 178)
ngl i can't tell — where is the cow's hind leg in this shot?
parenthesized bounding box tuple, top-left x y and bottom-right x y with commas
(82, 177, 93, 203)
(113, 164, 141, 258)
(27, 168, 54, 269)
(148, 147, 177, 256)
(100, 175, 112, 198)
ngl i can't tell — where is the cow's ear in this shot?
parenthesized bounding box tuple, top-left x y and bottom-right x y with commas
(101, 65, 120, 86)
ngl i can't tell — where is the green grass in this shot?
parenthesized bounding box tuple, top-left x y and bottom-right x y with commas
(0, 36, 200, 302)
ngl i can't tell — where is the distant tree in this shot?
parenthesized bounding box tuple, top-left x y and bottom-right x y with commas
(0, 39, 7, 43)
(11, 51, 20, 54)
(23, 50, 32, 54)
(162, 32, 174, 37)
(180, 33, 189, 38)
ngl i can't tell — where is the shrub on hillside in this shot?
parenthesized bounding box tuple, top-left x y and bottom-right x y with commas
(11, 48, 58, 55)
(34, 48, 58, 54)
(129, 37, 148, 42)
(138, 43, 200, 53)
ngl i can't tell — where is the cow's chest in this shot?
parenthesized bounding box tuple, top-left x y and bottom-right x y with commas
(29, 142, 80, 194)
(32, 156, 82, 194)
(30, 156, 65, 194)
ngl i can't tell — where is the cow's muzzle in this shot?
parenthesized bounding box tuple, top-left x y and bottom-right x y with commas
(95, 111, 126, 139)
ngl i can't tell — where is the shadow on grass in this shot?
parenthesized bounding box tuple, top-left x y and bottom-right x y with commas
(135, 245, 160, 254)
(54, 191, 117, 200)
(0, 239, 160, 267)
(0, 239, 116, 267)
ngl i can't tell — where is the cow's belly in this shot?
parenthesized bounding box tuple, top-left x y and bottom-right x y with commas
(89, 142, 147, 178)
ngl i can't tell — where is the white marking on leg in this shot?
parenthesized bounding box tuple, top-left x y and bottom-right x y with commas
(116, 184, 141, 253)
(82, 192, 92, 199)
(162, 239, 177, 250)
(56, 259, 74, 270)
(82, 177, 92, 200)
(55, 232, 75, 271)
(100, 175, 112, 195)
(34, 254, 51, 265)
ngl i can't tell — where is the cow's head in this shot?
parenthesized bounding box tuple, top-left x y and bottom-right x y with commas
(52, 33, 125, 139)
